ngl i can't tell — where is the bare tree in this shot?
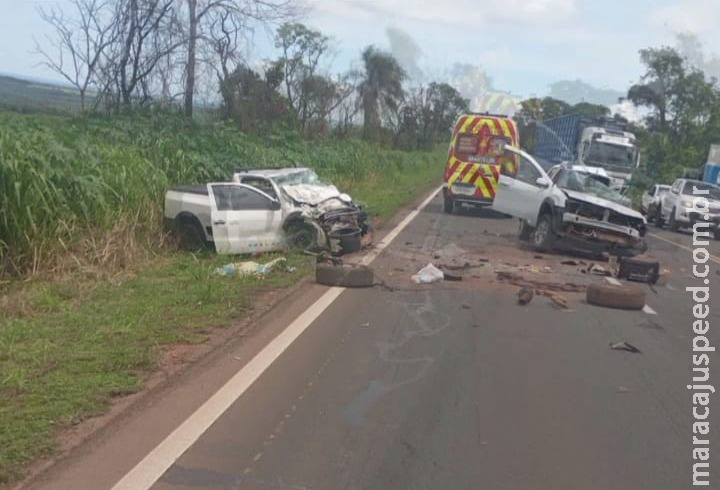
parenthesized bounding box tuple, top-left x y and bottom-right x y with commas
(183, 0, 298, 118)
(35, 0, 119, 112)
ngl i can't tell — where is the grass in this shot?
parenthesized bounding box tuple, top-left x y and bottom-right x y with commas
(0, 107, 445, 484)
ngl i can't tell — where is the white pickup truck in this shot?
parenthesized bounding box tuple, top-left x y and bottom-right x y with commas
(492, 145, 648, 257)
(164, 167, 371, 255)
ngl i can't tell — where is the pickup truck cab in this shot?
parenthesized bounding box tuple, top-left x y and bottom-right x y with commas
(640, 184, 670, 222)
(164, 167, 370, 254)
(491, 145, 647, 257)
(656, 179, 720, 238)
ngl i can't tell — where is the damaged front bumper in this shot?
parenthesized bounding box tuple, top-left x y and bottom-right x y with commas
(556, 212, 647, 256)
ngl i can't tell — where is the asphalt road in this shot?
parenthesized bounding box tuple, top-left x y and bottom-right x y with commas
(24, 192, 720, 490)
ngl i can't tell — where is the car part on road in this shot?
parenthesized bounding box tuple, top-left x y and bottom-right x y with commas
(616, 255, 660, 284)
(586, 282, 646, 310)
(609, 341, 642, 353)
(315, 263, 375, 288)
(543, 291, 570, 309)
(328, 226, 362, 255)
(411, 263, 445, 284)
(517, 287, 534, 305)
(441, 269, 463, 281)
(495, 271, 587, 293)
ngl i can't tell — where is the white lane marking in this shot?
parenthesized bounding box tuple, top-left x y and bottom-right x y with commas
(605, 277, 657, 315)
(111, 186, 443, 490)
(648, 232, 720, 265)
(642, 305, 658, 315)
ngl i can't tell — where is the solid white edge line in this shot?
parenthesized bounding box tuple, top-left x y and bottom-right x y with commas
(110, 185, 443, 490)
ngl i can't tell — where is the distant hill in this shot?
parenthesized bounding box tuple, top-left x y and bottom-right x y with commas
(0, 74, 84, 113)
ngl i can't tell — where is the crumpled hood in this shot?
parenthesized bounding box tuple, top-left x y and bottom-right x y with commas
(281, 184, 353, 206)
(563, 189, 645, 220)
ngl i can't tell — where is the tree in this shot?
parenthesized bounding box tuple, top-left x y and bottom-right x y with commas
(35, 0, 120, 112)
(358, 46, 406, 142)
(219, 63, 288, 131)
(183, 0, 297, 118)
(627, 47, 685, 133)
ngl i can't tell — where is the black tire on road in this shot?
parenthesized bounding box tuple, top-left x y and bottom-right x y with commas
(668, 208, 679, 232)
(315, 263, 375, 288)
(531, 213, 554, 252)
(586, 282, 646, 310)
(655, 206, 664, 228)
(443, 195, 454, 214)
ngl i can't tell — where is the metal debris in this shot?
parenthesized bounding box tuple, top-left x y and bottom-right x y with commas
(609, 341, 642, 354)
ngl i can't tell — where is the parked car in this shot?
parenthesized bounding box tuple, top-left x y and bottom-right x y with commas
(164, 167, 371, 255)
(640, 184, 670, 222)
(656, 178, 720, 238)
(491, 145, 648, 257)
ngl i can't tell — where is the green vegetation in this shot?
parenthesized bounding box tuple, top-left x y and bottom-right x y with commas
(0, 75, 85, 114)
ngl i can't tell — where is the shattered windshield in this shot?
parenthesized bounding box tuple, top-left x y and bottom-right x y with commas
(273, 169, 327, 187)
(586, 142, 636, 169)
(555, 169, 630, 206)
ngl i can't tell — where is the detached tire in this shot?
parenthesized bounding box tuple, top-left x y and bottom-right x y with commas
(586, 282, 646, 310)
(315, 263, 374, 288)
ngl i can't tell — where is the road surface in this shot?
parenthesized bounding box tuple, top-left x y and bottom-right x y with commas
(23, 190, 720, 490)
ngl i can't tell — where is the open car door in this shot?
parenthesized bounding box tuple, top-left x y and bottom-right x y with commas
(491, 146, 555, 227)
(207, 183, 284, 254)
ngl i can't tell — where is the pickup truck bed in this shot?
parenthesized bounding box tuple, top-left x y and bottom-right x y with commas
(170, 185, 208, 196)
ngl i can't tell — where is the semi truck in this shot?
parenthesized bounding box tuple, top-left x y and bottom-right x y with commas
(531, 114, 639, 192)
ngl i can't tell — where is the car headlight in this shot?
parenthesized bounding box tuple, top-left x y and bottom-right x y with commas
(681, 199, 694, 209)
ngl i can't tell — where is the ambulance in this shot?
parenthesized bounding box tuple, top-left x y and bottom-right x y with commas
(442, 113, 519, 213)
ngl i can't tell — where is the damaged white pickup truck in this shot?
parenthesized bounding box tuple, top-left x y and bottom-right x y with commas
(492, 145, 648, 257)
(164, 167, 371, 255)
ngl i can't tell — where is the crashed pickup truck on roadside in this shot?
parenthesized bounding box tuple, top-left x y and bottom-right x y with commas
(491, 145, 648, 257)
(164, 167, 371, 255)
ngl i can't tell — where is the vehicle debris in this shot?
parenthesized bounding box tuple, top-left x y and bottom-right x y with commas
(543, 292, 570, 309)
(495, 271, 586, 293)
(411, 263, 445, 284)
(517, 287, 534, 305)
(561, 260, 581, 266)
(441, 269, 463, 281)
(617, 386, 631, 394)
(609, 341, 642, 354)
(586, 282, 645, 310)
(461, 304, 471, 309)
(434, 243, 467, 261)
(214, 257, 287, 277)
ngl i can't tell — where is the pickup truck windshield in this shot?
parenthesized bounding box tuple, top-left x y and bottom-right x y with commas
(555, 169, 630, 206)
(682, 182, 720, 200)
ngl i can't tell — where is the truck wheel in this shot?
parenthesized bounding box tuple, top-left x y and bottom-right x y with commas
(531, 213, 555, 252)
(655, 206, 664, 228)
(668, 208, 679, 232)
(315, 263, 374, 288)
(518, 219, 533, 241)
(443, 195, 454, 214)
(177, 220, 207, 252)
(586, 282, 646, 310)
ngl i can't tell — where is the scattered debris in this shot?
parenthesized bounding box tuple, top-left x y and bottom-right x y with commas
(561, 260, 580, 266)
(214, 257, 287, 277)
(617, 386, 631, 394)
(546, 292, 569, 309)
(442, 269, 463, 281)
(589, 265, 611, 276)
(495, 271, 587, 293)
(609, 341, 642, 354)
(534, 255, 544, 259)
(517, 287, 534, 305)
(434, 243, 467, 261)
(461, 304, 471, 309)
(477, 258, 490, 263)
(411, 263, 445, 284)
(360, 322, 371, 328)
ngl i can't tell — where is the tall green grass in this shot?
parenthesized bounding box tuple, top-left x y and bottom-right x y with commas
(0, 111, 442, 276)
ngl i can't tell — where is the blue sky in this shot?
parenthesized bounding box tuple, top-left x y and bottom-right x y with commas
(2, 0, 719, 100)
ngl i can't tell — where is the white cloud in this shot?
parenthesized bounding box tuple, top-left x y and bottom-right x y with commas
(307, 0, 578, 28)
(650, 0, 720, 34)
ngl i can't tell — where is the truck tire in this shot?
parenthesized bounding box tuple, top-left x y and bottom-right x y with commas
(668, 208, 679, 232)
(443, 195, 454, 214)
(177, 219, 208, 252)
(315, 263, 374, 288)
(518, 219, 533, 241)
(586, 282, 646, 310)
(531, 213, 555, 252)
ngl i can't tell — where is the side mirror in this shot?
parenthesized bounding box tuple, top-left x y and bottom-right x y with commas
(535, 176, 552, 188)
(270, 199, 281, 211)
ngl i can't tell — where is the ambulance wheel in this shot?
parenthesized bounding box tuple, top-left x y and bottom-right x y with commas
(443, 195, 454, 214)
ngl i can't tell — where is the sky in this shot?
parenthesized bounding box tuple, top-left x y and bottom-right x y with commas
(1, 0, 719, 102)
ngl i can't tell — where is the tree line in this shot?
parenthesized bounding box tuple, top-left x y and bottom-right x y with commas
(35, 0, 469, 150)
